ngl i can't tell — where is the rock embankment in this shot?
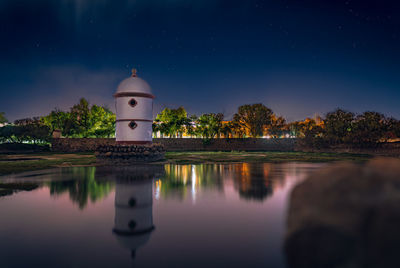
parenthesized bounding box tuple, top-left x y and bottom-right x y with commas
(285, 157, 400, 268)
(95, 144, 165, 164)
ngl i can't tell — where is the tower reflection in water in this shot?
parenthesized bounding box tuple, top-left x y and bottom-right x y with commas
(111, 165, 164, 260)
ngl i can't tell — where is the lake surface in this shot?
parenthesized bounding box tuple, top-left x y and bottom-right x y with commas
(0, 163, 324, 268)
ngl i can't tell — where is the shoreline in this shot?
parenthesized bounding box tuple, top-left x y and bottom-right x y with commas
(0, 151, 374, 176)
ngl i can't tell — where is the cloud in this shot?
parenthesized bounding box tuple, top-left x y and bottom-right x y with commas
(0, 64, 124, 121)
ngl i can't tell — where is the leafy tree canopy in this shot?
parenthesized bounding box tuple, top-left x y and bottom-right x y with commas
(0, 112, 8, 124)
(233, 104, 274, 138)
(154, 107, 188, 137)
(195, 113, 224, 138)
(41, 98, 115, 138)
(324, 109, 355, 145)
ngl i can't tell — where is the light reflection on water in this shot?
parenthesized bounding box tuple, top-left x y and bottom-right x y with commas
(0, 163, 323, 268)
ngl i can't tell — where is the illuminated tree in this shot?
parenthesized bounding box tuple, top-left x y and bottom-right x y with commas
(233, 104, 274, 138)
(1, 117, 52, 144)
(185, 115, 198, 138)
(89, 105, 116, 138)
(42, 99, 116, 138)
(221, 121, 234, 138)
(229, 120, 247, 138)
(195, 113, 223, 138)
(288, 118, 322, 138)
(268, 115, 287, 138)
(0, 125, 18, 143)
(41, 109, 70, 134)
(67, 98, 92, 137)
(0, 112, 8, 124)
(154, 106, 188, 137)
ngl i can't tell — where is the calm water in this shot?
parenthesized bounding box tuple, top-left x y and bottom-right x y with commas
(0, 163, 323, 268)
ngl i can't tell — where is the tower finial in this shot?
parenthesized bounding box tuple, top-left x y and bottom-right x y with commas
(131, 68, 137, 77)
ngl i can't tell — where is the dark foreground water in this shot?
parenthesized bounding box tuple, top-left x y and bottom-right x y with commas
(0, 163, 323, 268)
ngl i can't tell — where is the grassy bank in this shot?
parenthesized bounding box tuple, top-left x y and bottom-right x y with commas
(0, 153, 96, 176)
(0, 151, 374, 176)
(165, 151, 372, 164)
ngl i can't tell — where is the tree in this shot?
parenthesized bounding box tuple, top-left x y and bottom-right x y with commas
(89, 105, 116, 138)
(1, 99, 117, 142)
(323, 109, 354, 145)
(195, 113, 223, 138)
(185, 115, 198, 138)
(386, 117, 400, 140)
(233, 104, 274, 138)
(268, 115, 287, 138)
(68, 98, 92, 137)
(41, 109, 70, 134)
(0, 125, 18, 143)
(11, 117, 51, 144)
(349, 111, 388, 146)
(229, 120, 246, 138)
(221, 121, 234, 138)
(0, 112, 8, 125)
(155, 107, 188, 137)
(42, 99, 116, 138)
(288, 118, 322, 138)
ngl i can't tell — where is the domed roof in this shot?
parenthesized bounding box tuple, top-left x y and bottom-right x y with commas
(114, 232, 152, 251)
(115, 69, 153, 95)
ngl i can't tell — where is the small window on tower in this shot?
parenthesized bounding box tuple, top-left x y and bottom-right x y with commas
(128, 98, 137, 107)
(128, 121, 137, 130)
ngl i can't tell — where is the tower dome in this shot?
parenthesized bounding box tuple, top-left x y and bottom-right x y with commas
(115, 76, 153, 96)
(114, 68, 154, 98)
(114, 69, 154, 144)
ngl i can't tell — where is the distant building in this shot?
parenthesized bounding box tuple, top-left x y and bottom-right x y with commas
(114, 69, 154, 144)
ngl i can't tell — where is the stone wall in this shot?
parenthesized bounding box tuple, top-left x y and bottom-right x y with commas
(298, 142, 400, 157)
(51, 138, 400, 155)
(52, 138, 115, 152)
(51, 138, 297, 152)
(95, 144, 165, 163)
(153, 138, 297, 152)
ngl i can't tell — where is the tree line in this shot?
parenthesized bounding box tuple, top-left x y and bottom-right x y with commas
(153, 104, 286, 138)
(305, 109, 400, 148)
(152, 105, 400, 148)
(153, 105, 400, 146)
(0, 98, 115, 144)
(1, 100, 400, 148)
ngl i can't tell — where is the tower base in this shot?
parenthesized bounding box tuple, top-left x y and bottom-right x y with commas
(95, 143, 165, 164)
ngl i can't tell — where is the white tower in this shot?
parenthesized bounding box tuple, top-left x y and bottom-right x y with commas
(114, 69, 154, 144)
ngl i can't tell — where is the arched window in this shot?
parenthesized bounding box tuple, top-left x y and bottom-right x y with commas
(128, 121, 137, 130)
(128, 98, 137, 108)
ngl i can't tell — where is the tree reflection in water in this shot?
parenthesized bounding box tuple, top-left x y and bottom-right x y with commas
(156, 164, 225, 201)
(46, 163, 287, 208)
(48, 167, 114, 209)
(157, 163, 285, 202)
(232, 163, 274, 201)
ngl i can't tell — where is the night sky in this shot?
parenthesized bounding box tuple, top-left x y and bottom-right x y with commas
(1, 0, 399, 122)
